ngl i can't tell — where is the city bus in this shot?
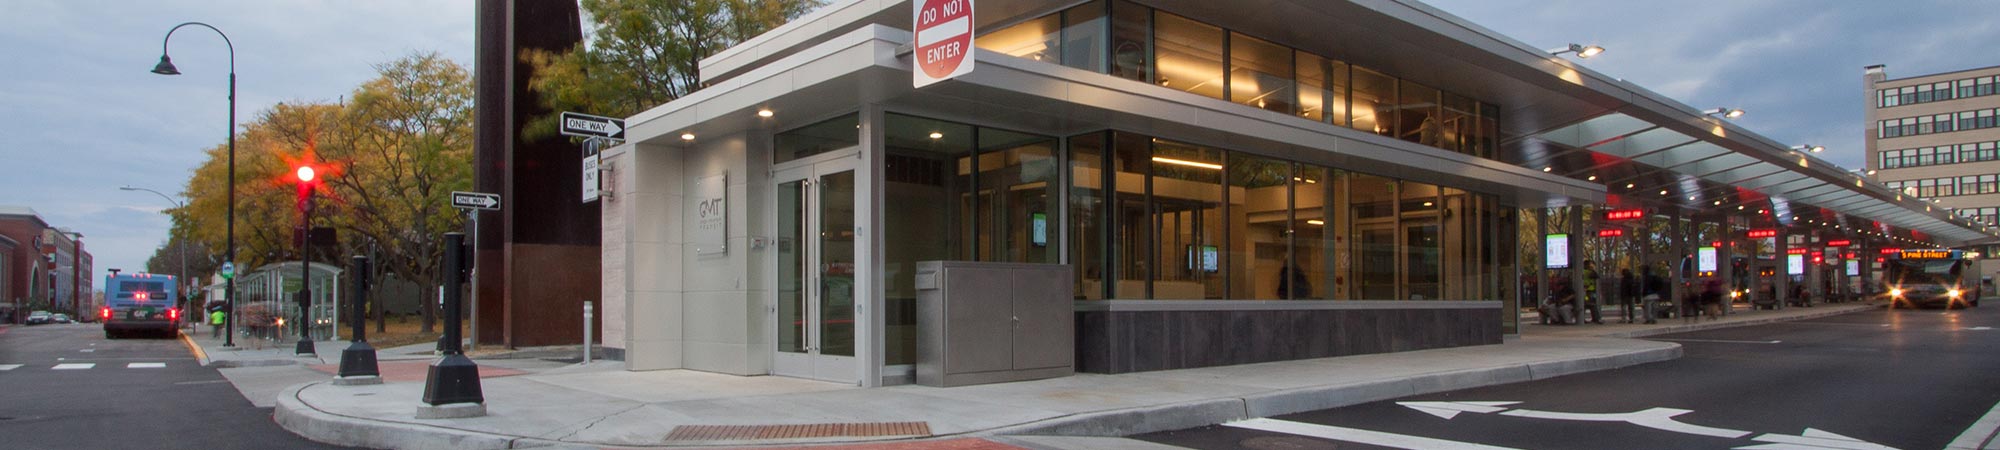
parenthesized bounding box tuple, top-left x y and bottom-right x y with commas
(102, 272, 181, 338)
(1883, 249, 1979, 309)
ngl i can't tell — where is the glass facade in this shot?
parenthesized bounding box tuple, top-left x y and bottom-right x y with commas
(774, 113, 861, 164)
(982, 1, 1501, 158)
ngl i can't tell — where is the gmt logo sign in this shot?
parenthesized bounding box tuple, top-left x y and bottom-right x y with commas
(693, 174, 727, 255)
(912, 0, 972, 88)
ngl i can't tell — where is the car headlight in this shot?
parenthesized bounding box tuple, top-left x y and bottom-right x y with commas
(1890, 288, 1904, 297)
(1950, 289, 1963, 298)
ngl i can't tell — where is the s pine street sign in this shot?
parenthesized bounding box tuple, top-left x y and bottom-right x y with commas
(912, 0, 973, 88)
(559, 111, 625, 140)
(451, 191, 501, 211)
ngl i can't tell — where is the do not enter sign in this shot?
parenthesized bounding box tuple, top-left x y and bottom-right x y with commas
(913, 0, 973, 88)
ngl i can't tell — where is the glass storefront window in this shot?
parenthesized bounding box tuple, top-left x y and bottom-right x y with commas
(979, 14, 1059, 63)
(1401, 181, 1442, 300)
(1396, 80, 1442, 146)
(975, 128, 1060, 264)
(1226, 153, 1292, 299)
(1154, 12, 1225, 101)
(1111, 132, 1153, 298)
(1294, 165, 1337, 299)
(1109, 0, 1151, 83)
(1070, 132, 1108, 299)
(1350, 173, 1396, 299)
(1149, 138, 1225, 299)
(1229, 32, 1293, 114)
(1060, 1, 1108, 73)
(882, 114, 973, 365)
(775, 113, 860, 164)
(1350, 66, 1396, 138)
(1440, 92, 1475, 155)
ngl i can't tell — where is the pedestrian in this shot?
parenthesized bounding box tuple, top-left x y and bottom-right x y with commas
(1582, 260, 1603, 324)
(1544, 279, 1577, 325)
(1640, 266, 1664, 324)
(1618, 268, 1638, 323)
(1701, 279, 1725, 321)
(210, 309, 225, 339)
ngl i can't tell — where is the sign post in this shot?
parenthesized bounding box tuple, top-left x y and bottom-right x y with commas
(912, 0, 974, 88)
(449, 191, 499, 351)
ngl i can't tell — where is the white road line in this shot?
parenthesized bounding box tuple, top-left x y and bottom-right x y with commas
(1651, 338, 1783, 344)
(0, 364, 21, 371)
(1225, 418, 1523, 450)
(127, 362, 166, 369)
(1948, 400, 2000, 450)
(51, 363, 94, 370)
(79, 348, 94, 352)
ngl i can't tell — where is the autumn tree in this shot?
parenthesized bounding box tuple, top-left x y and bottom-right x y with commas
(523, 0, 822, 137)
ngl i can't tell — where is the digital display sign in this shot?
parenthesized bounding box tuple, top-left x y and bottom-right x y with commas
(1902, 249, 1953, 259)
(1031, 212, 1048, 247)
(1787, 254, 1804, 275)
(1697, 247, 1718, 273)
(1825, 239, 1851, 247)
(1547, 234, 1570, 269)
(1846, 260, 1860, 276)
(1598, 228, 1625, 238)
(1604, 209, 1646, 221)
(1746, 229, 1777, 238)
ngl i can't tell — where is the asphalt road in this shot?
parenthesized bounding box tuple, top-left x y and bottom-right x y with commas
(0, 323, 353, 450)
(1137, 305, 2000, 450)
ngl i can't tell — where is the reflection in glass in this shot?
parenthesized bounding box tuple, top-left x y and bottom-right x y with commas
(1403, 181, 1441, 300)
(775, 113, 860, 164)
(1070, 132, 1109, 299)
(1112, 133, 1152, 298)
(1296, 52, 1327, 122)
(1351, 66, 1395, 137)
(1351, 173, 1396, 299)
(1227, 153, 1291, 299)
(978, 14, 1059, 62)
(1061, 1, 1108, 72)
(820, 170, 856, 357)
(777, 180, 806, 353)
(882, 114, 973, 365)
(1109, 0, 1152, 83)
(1397, 81, 1442, 146)
(1230, 32, 1293, 114)
(1150, 139, 1224, 299)
(1154, 12, 1225, 101)
(977, 128, 1060, 263)
(1293, 165, 1335, 299)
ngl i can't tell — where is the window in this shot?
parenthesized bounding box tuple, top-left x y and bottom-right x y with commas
(1396, 80, 1442, 146)
(1149, 138, 1226, 299)
(1108, 0, 1151, 83)
(1111, 132, 1152, 298)
(1350, 173, 1396, 299)
(1225, 152, 1292, 299)
(979, 14, 1059, 62)
(973, 127, 1060, 264)
(1153, 12, 1225, 101)
(1296, 51, 1328, 122)
(1228, 32, 1293, 114)
(1070, 132, 1108, 299)
(1293, 164, 1335, 299)
(774, 113, 860, 164)
(1059, 1, 1108, 73)
(1351, 66, 1396, 137)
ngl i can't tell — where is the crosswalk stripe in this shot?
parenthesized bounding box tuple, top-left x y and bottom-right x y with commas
(0, 364, 21, 371)
(51, 363, 95, 370)
(128, 362, 167, 369)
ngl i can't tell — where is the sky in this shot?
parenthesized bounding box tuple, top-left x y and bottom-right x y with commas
(1, 1, 1995, 283)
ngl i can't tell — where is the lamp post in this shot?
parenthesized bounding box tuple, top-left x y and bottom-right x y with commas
(295, 165, 318, 357)
(153, 21, 236, 348)
(120, 186, 191, 329)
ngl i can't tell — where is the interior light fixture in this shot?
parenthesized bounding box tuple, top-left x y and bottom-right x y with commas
(1547, 43, 1605, 59)
(757, 109, 774, 118)
(1543, 166, 1553, 172)
(680, 132, 695, 141)
(1626, 183, 1635, 189)
(1587, 175, 1597, 181)
(1702, 108, 1746, 119)
(929, 131, 944, 139)
(1660, 190, 1669, 195)
(1306, 219, 1325, 226)
(1152, 156, 1222, 170)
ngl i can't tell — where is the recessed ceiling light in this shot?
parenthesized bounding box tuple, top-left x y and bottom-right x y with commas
(1587, 175, 1597, 181)
(929, 131, 944, 139)
(1543, 167, 1553, 172)
(680, 132, 695, 141)
(757, 109, 774, 118)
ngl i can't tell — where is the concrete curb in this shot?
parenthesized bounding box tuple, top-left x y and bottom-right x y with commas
(1599, 303, 1881, 339)
(274, 382, 567, 450)
(179, 333, 210, 366)
(983, 342, 1682, 439)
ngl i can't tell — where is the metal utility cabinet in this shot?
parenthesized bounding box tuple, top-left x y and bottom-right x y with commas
(915, 261, 1073, 387)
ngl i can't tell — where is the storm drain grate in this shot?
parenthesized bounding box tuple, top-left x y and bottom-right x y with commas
(664, 422, 932, 441)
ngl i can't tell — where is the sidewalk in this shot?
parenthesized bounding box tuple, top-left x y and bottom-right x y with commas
(232, 302, 1882, 450)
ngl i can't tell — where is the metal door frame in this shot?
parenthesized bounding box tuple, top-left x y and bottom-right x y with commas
(770, 156, 864, 384)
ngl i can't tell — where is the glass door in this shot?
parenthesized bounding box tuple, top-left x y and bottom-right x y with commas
(772, 159, 860, 383)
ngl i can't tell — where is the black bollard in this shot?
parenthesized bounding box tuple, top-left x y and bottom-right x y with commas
(336, 255, 380, 385)
(421, 233, 483, 416)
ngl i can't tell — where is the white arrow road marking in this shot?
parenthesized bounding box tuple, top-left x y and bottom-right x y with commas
(1948, 400, 2000, 450)
(127, 362, 166, 369)
(1737, 428, 1898, 450)
(51, 363, 94, 370)
(1398, 401, 1520, 419)
(1970, 326, 1993, 331)
(0, 364, 21, 371)
(1226, 418, 1523, 450)
(1500, 407, 1752, 438)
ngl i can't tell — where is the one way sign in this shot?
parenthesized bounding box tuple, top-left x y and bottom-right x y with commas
(560, 111, 624, 140)
(451, 191, 501, 210)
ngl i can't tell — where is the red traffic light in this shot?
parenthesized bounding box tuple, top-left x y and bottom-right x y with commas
(296, 166, 317, 183)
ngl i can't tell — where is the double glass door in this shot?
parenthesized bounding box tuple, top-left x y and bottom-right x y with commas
(773, 159, 860, 383)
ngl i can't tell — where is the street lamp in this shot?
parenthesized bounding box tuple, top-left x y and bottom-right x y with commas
(294, 164, 318, 357)
(1702, 108, 1747, 119)
(1547, 43, 1605, 59)
(119, 185, 191, 330)
(154, 21, 237, 348)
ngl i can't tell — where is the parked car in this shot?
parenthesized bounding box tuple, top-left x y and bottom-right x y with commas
(50, 314, 72, 324)
(25, 310, 52, 325)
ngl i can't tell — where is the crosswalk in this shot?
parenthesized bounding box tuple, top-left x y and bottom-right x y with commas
(1, 362, 171, 371)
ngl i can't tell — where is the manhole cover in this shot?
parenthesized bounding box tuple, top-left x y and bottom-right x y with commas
(1241, 435, 1339, 450)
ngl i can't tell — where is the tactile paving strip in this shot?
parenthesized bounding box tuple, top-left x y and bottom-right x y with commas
(664, 422, 932, 441)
